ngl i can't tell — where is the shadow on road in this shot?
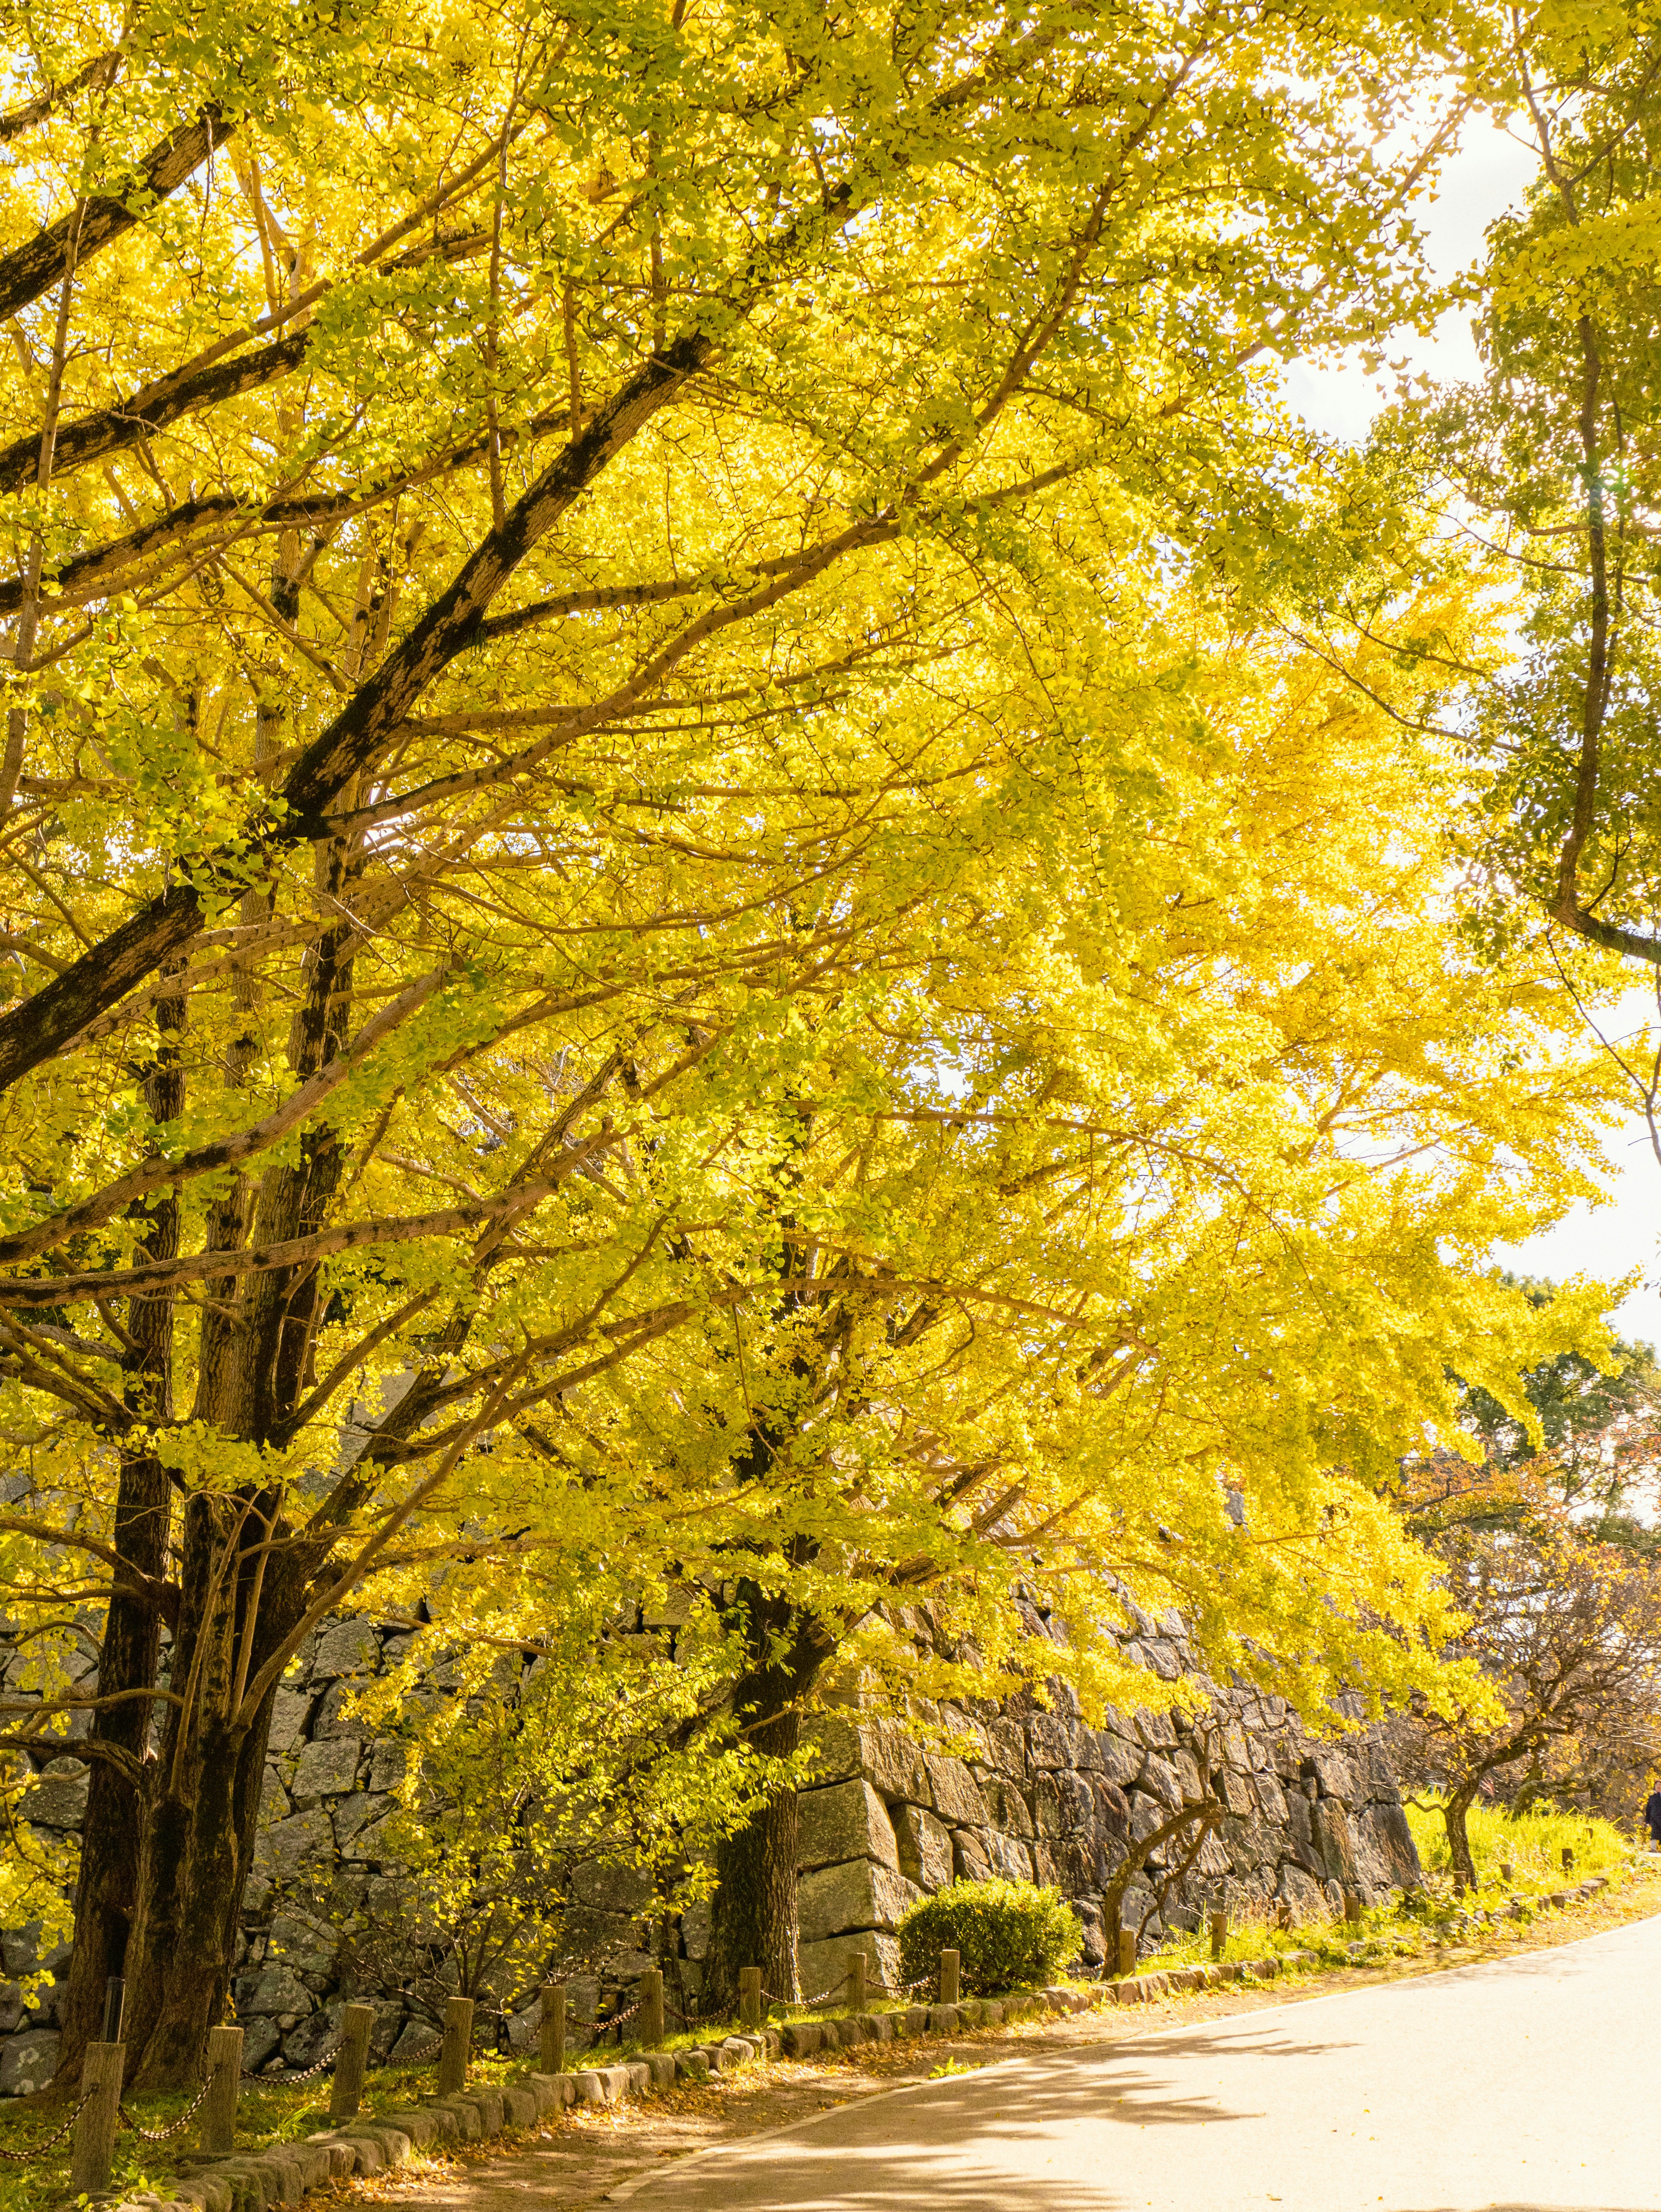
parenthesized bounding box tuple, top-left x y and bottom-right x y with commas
(651, 2034, 1363, 2212)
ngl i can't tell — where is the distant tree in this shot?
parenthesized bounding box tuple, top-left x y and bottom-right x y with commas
(1394, 1457, 1661, 1884)
(1458, 1279, 1661, 1555)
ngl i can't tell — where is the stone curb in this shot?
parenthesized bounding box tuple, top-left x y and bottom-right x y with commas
(93, 1876, 1624, 2212)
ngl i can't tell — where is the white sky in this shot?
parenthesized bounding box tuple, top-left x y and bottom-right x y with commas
(1279, 117, 1661, 1358)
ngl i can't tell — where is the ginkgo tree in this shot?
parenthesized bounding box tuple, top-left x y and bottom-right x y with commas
(0, 0, 1625, 2092)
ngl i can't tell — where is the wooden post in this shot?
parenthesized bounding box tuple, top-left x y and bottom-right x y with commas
(438, 1995, 474, 2095)
(1562, 1846, 1575, 1874)
(70, 2040, 124, 2195)
(1343, 1890, 1362, 1926)
(738, 1966, 762, 2030)
(202, 2023, 244, 2153)
(539, 1984, 565, 2076)
(1116, 1928, 1136, 1978)
(1500, 1861, 1514, 1886)
(640, 1969, 664, 2048)
(939, 1948, 960, 2004)
(1209, 1908, 1227, 1961)
(329, 2002, 375, 2122)
(847, 1951, 867, 2014)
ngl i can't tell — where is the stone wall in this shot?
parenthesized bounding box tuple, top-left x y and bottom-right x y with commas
(0, 1600, 1420, 2095)
(755, 1602, 1420, 2008)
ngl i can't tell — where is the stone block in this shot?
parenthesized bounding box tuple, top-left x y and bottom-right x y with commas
(570, 1860, 653, 1914)
(468, 2085, 506, 2133)
(1301, 1745, 1357, 1804)
(805, 1715, 931, 1803)
(1354, 1799, 1421, 1890)
(292, 1737, 360, 1798)
(266, 1688, 312, 1754)
(798, 1857, 918, 1942)
(926, 2004, 963, 2033)
(379, 2108, 440, 2149)
(284, 2139, 332, 2190)
(1033, 1771, 1094, 1835)
(256, 2147, 308, 2201)
(1311, 1800, 1361, 1891)
(23, 1759, 88, 1828)
(893, 1802, 953, 1889)
(985, 1831, 1036, 1882)
(500, 2083, 539, 2128)
(217, 2158, 278, 2206)
(798, 1779, 900, 1872)
(258, 1769, 292, 1827)
(925, 1754, 989, 1826)
(954, 1831, 994, 1885)
(979, 1775, 1036, 1838)
(240, 1964, 314, 2018)
(312, 1616, 381, 1679)
(431, 2096, 482, 2140)
(1135, 1754, 1180, 1812)
(781, 2021, 821, 2057)
(981, 1717, 1027, 1774)
(255, 1806, 334, 1879)
(0, 2028, 58, 2094)
(366, 1739, 407, 1792)
(1092, 1731, 1145, 1787)
(644, 2051, 677, 2087)
(900, 2005, 929, 2035)
(1026, 1711, 1080, 1769)
(1276, 1864, 1329, 1923)
(674, 2052, 709, 2081)
(573, 2069, 607, 2103)
(266, 1911, 337, 1976)
(1134, 1706, 1178, 1749)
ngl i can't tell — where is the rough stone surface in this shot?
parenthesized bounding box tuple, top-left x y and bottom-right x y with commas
(798, 1779, 901, 1872)
(0, 2029, 58, 2095)
(798, 1856, 920, 1944)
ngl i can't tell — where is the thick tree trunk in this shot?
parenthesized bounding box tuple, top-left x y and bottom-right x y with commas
(702, 1585, 832, 2017)
(705, 1705, 804, 2013)
(55, 1457, 170, 2081)
(122, 1492, 294, 2087)
(58, 990, 182, 2086)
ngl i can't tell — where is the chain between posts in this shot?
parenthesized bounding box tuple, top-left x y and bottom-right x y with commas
(759, 1968, 937, 2008)
(241, 2036, 343, 2085)
(0, 2094, 93, 2164)
(120, 2076, 214, 2141)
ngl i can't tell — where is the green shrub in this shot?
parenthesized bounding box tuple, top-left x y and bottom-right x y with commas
(897, 1877, 1082, 1995)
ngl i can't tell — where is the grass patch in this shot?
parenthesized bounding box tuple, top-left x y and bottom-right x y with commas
(1403, 1797, 1629, 1890)
(1134, 1802, 1643, 1986)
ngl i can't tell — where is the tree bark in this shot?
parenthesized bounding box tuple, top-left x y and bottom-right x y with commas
(57, 986, 183, 2085)
(1443, 1783, 1479, 1894)
(702, 1587, 831, 2016)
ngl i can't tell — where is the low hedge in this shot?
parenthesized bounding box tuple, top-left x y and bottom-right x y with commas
(897, 1876, 1082, 1995)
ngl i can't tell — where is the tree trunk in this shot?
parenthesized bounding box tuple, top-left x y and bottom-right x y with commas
(702, 1586, 831, 2016)
(1443, 1785, 1479, 1894)
(122, 1490, 294, 2087)
(705, 1705, 803, 2013)
(55, 1456, 170, 2081)
(58, 987, 182, 2086)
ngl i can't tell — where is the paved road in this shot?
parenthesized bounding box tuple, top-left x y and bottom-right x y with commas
(639, 1914, 1661, 2212)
